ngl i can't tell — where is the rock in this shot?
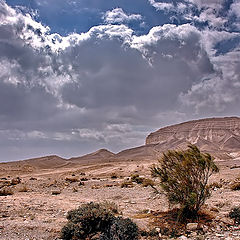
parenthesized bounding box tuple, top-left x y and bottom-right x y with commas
(186, 223, 198, 231)
(146, 117, 240, 154)
(178, 236, 188, 240)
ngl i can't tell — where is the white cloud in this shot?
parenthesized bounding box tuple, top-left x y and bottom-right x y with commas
(103, 8, 142, 24)
(180, 49, 240, 114)
(148, 0, 174, 11)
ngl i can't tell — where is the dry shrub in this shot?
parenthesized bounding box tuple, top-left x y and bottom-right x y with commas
(11, 177, 21, 185)
(142, 178, 155, 187)
(80, 177, 88, 181)
(18, 185, 28, 192)
(72, 187, 78, 193)
(92, 185, 100, 189)
(121, 180, 134, 188)
(210, 181, 223, 189)
(131, 174, 144, 184)
(78, 181, 85, 186)
(61, 202, 138, 240)
(0, 186, 13, 196)
(29, 177, 37, 180)
(111, 173, 118, 179)
(65, 177, 79, 183)
(229, 206, 240, 224)
(0, 180, 11, 188)
(231, 182, 240, 191)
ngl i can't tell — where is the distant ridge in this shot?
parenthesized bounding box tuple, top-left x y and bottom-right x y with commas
(69, 149, 115, 163)
(1, 117, 240, 169)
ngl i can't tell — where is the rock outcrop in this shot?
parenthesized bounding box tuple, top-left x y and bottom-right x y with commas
(146, 117, 240, 154)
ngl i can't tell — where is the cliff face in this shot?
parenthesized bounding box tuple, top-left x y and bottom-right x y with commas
(146, 117, 240, 153)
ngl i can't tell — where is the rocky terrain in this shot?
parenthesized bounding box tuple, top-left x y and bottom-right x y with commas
(0, 117, 240, 239)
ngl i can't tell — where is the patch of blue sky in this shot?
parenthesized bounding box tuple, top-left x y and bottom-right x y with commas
(6, 0, 181, 35)
(215, 36, 240, 55)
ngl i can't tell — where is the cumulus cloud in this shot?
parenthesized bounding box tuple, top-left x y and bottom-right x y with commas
(103, 8, 142, 24)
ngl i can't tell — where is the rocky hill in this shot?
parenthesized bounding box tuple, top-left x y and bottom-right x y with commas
(146, 117, 240, 154)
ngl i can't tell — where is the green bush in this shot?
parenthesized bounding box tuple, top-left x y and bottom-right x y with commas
(61, 202, 114, 239)
(229, 206, 240, 224)
(100, 217, 139, 240)
(151, 144, 219, 221)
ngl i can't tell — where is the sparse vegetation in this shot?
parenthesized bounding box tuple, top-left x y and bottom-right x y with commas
(121, 180, 134, 188)
(61, 202, 137, 240)
(230, 181, 240, 191)
(80, 177, 88, 181)
(110, 172, 118, 179)
(142, 178, 155, 187)
(11, 177, 21, 185)
(210, 181, 223, 189)
(229, 206, 240, 224)
(100, 216, 139, 240)
(131, 174, 144, 184)
(151, 144, 219, 221)
(0, 186, 13, 196)
(78, 181, 85, 186)
(18, 185, 28, 192)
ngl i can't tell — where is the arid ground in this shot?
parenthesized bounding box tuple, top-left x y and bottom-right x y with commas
(0, 157, 240, 240)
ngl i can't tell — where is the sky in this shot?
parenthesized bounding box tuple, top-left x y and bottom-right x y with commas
(0, 0, 240, 162)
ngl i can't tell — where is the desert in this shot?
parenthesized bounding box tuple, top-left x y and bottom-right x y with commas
(1, 117, 240, 239)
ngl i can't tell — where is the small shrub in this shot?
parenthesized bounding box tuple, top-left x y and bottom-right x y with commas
(0, 187, 13, 196)
(151, 144, 219, 221)
(131, 174, 144, 184)
(121, 181, 134, 188)
(78, 181, 85, 186)
(111, 173, 118, 179)
(80, 177, 88, 181)
(210, 181, 223, 189)
(230, 182, 240, 191)
(229, 206, 240, 224)
(11, 177, 21, 185)
(100, 216, 139, 240)
(100, 201, 119, 214)
(142, 178, 155, 187)
(61, 202, 115, 240)
(18, 185, 28, 192)
(29, 177, 37, 180)
(72, 187, 78, 193)
(104, 184, 113, 188)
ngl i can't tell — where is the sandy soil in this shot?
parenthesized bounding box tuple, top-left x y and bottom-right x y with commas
(0, 159, 240, 239)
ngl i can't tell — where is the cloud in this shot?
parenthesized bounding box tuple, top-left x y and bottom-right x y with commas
(103, 8, 142, 24)
(148, 0, 175, 11)
(180, 48, 240, 115)
(0, 0, 240, 161)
